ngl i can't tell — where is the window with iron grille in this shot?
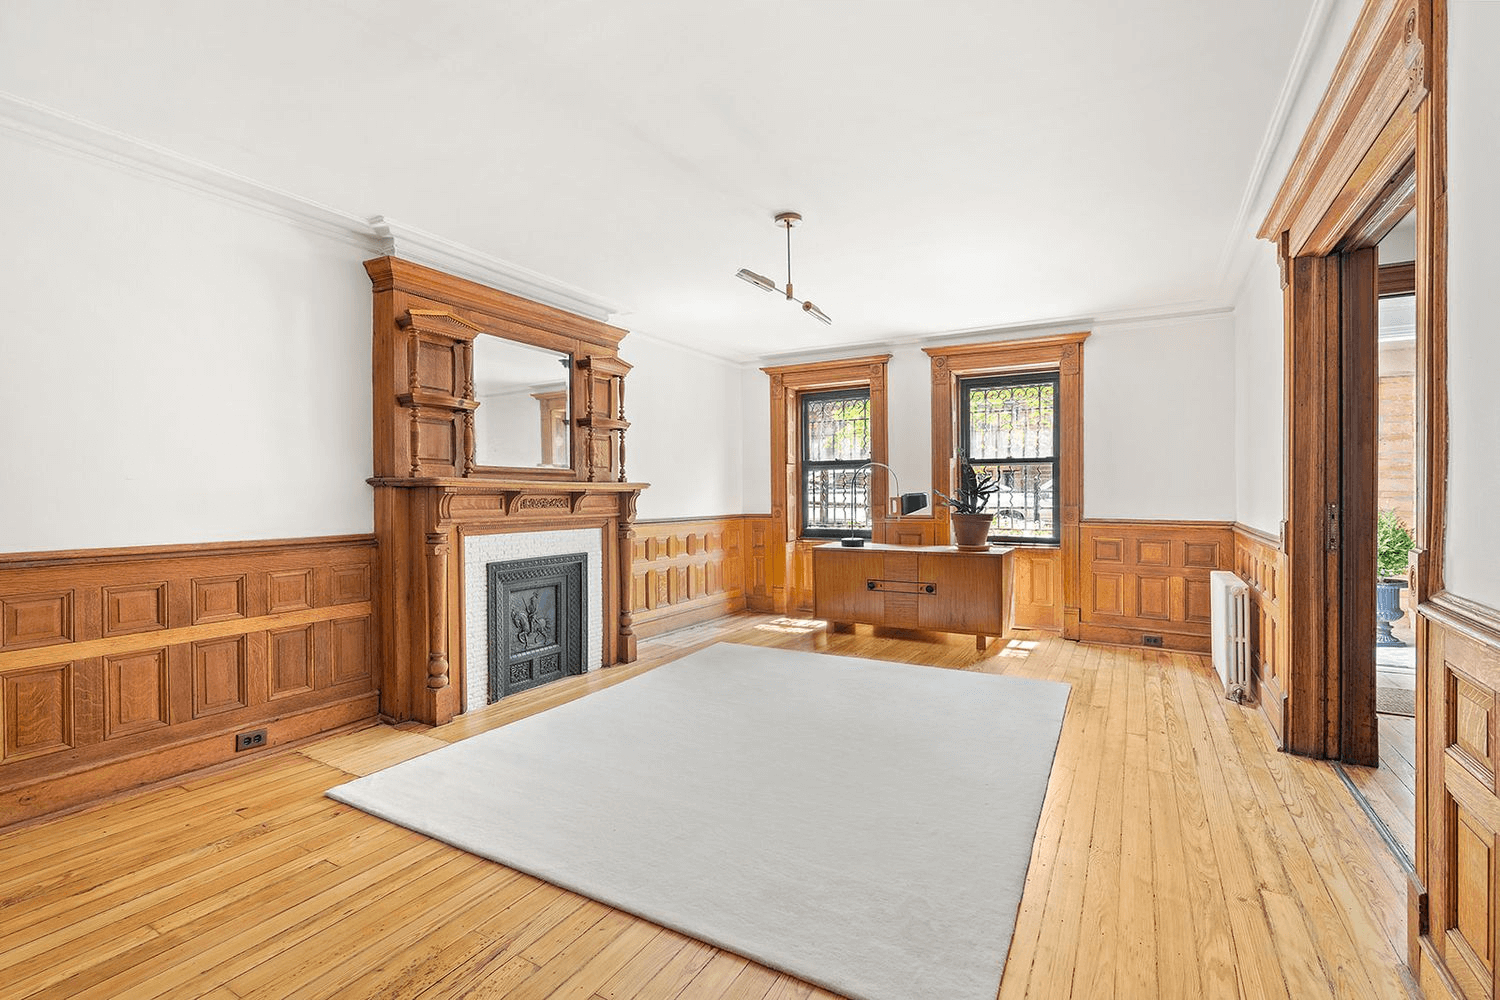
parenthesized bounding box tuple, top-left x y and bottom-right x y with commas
(800, 388, 872, 538)
(959, 371, 1060, 543)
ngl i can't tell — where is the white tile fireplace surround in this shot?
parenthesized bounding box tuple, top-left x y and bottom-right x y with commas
(462, 528, 604, 712)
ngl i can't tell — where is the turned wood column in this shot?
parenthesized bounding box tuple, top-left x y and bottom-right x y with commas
(425, 531, 450, 691)
(616, 493, 639, 663)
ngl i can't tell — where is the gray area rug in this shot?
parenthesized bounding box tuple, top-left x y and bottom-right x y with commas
(328, 642, 1070, 1000)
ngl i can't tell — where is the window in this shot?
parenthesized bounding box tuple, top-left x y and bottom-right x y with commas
(959, 371, 1060, 543)
(800, 388, 872, 538)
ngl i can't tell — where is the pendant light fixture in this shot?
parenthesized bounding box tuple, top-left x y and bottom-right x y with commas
(735, 211, 832, 325)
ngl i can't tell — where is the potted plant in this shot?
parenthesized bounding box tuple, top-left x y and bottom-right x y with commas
(936, 461, 999, 551)
(1375, 510, 1415, 647)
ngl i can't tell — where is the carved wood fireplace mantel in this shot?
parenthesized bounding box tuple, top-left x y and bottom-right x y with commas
(366, 257, 648, 725)
(373, 477, 644, 725)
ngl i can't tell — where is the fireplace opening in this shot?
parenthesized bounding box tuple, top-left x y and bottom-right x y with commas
(486, 553, 587, 703)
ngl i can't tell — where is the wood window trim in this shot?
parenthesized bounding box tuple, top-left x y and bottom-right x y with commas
(763, 355, 891, 543)
(924, 332, 1087, 637)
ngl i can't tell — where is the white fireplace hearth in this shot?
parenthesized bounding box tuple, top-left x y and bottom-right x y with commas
(462, 529, 604, 713)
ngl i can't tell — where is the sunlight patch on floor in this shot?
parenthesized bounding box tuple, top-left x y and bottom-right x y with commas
(756, 617, 826, 635)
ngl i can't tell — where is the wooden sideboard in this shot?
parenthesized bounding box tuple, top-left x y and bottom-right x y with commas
(811, 543, 1013, 649)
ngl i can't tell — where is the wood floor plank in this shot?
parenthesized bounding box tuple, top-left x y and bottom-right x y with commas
(0, 614, 1418, 1000)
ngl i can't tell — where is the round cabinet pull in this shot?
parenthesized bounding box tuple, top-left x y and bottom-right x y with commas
(924, 584, 936, 594)
(867, 581, 877, 590)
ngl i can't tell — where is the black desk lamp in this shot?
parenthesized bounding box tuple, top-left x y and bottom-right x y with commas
(841, 462, 929, 547)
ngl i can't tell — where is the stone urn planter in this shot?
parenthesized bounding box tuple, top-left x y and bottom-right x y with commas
(950, 512, 995, 551)
(1376, 578, 1408, 646)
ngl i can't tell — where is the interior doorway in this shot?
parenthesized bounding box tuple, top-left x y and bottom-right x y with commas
(1338, 210, 1418, 866)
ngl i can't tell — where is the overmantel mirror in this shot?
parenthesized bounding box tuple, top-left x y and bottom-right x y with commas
(470, 334, 573, 474)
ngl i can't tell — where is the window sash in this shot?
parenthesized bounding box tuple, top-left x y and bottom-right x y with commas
(801, 388, 872, 538)
(959, 372, 1061, 544)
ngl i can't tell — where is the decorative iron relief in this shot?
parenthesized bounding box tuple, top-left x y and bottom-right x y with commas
(511, 590, 553, 649)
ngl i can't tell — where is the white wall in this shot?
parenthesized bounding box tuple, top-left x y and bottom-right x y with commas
(740, 318, 1238, 524)
(0, 130, 373, 553)
(1231, 252, 1285, 536)
(620, 335, 744, 520)
(1444, 0, 1500, 607)
(1083, 313, 1237, 521)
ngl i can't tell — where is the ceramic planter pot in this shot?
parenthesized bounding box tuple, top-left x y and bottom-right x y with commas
(949, 512, 995, 551)
(1375, 578, 1408, 647)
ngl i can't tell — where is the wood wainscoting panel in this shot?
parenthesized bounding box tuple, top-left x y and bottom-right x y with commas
(1075, 520, 1234, 652)
(742, 515, 775, 612)
(630, 517, 748, 638)
(1011, 548, 1062, 630)
(1235, 524, 1289, 748)
(0, 534, 379, 825)
(1424, 595, 1500, 1000)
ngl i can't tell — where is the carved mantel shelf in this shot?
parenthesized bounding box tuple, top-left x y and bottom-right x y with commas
(368, 477, 648, 524)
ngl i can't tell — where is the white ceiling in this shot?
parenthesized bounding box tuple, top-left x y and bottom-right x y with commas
(0, 1, 1317, 362)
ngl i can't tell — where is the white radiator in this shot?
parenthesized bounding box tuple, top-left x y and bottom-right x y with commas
(1209, 570, 1251, 703)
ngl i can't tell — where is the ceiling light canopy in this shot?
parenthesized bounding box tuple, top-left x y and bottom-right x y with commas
(736, 211, 832, 325)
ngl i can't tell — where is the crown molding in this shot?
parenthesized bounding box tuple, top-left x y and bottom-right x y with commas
(745, 302, 1234, 368)
(1211, 0, 1342, 302)
(368, 217, 621, 324)
(0, 91, 381, 253)
(0, 91, 627, 323)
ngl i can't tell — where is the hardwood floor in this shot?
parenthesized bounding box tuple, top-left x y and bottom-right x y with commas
(1342, 713, 1419, 863)
(0, 615, 1415, 999)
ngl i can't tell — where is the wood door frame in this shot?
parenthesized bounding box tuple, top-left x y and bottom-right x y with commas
(1259, 0, 1446, 975)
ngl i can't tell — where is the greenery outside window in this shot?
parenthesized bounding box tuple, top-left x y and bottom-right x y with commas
(800, 388, 872, 538)
(959, 371, 1060, 543)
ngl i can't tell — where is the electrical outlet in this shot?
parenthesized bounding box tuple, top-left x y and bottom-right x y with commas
(234, 728, 268, 752)
(1142, 635, 1164, 647)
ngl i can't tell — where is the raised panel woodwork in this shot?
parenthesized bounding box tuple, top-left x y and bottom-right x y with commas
(1137, 576, 1171, 621)
(1011, 548, 1062, 631)
(2, 663, 73, 761)
(1424, 597, 1500, 1000)
(330, 564, 371, 605)
(627, 517, 750, 638)
(192, 636, 247, 718)
(191, 574, 246, 625)
(267, 569, 314, 613)
(1185, 578, 1213, 625)
(1078, 521, 1234, 652)
(268, 625, 314, 700)
(1235, 525, 1287, 744)
(1093, 538, 1124, 563)
(330, 618, 371, 687)
(1, 591, 73, 651)
(103, 582, 168, 636)
(1183, 541, 1221, 568)
(415, 340, 458, 395)
(1092, 573, 1125, 617)
(1451, 802, 1495, 982)
(415, 415, 458, 465)
(1137, 540, 1171, 567)
(0, 534, 379, 826)
(1450, 669, 1496, 790)
(104, 648, 169, 739)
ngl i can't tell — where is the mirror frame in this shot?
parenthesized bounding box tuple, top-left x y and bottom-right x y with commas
(366, 256, 634, 486)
